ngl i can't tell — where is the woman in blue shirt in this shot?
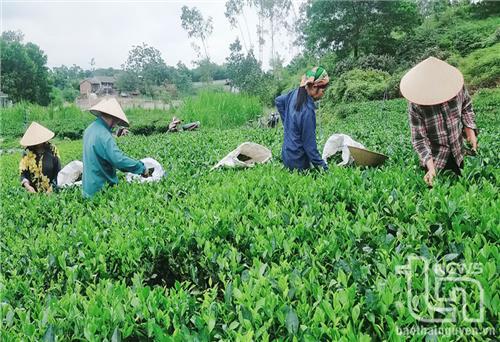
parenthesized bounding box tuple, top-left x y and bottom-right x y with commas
(275, 66, 329, 171)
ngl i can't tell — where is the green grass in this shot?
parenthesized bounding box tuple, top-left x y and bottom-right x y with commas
(1, 89, 498, 340)
(178, 90, 263, 129)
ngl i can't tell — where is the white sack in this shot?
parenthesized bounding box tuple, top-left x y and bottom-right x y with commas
(211, 142, 272, 170)
(126, 157, 165, 183)
(322, 134, 365, 166)
(57, 160, 83, 187)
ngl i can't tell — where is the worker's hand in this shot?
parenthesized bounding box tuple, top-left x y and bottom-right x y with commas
(424, 159, 436, 187)
(424, 168, 436, 187)
(464, 127, 478, 152)
(142, 168, 154, 178)
(24, 183, 36, 193)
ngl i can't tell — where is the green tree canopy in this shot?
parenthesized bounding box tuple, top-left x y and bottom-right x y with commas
(300, 0, 421, 58)
(122, 43, 170, 95)
(181, 6, 213, 60)
(1, 31, 52, 105)
(226, 39, 264, 95)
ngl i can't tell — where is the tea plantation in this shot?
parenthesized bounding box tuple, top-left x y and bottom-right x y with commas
(1, 90, 498, 340)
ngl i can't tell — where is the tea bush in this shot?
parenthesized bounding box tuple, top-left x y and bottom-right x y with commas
(0, 89, 498, 340)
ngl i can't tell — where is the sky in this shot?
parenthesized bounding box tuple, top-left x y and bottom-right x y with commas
(1, 0, 304, 70)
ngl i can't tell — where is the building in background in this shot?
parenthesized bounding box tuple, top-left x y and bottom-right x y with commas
(80, 76, 116, 97)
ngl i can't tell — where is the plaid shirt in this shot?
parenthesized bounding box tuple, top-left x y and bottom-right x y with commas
(408, 87, 477, 170)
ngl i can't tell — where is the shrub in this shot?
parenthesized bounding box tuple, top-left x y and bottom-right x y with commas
(327, 68, 391, 103)
(460, 43, 500, 90)
(332, 54, 397, 77)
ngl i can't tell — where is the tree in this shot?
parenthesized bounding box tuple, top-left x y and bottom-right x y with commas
(0, 32, 52, 105)
(172, 61, 193, 94)
(115, 71, 139, 92)
(300, 0, 421, 58)
(51, 64, 88, 90)
(1, 30, 24, 43)
(224, 0, 292, 64)
(226, 39, 264, 95)
(180, 6, 213, 60)
(122, 43, 170, 95)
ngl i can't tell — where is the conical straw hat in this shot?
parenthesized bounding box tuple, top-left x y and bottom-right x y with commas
(348, 146, 388, 167)
(20, 122, 55, 147)
(90, 98, 130, 126)
(400, 57, 464, 106)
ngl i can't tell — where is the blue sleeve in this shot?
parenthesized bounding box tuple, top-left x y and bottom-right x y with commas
(301, 109, 327, 170)
(102, 135, 145, 174)
(275, 94, 287, 122)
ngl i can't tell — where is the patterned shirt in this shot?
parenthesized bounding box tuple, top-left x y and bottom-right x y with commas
(408, 87, 477, 170)
(19, 143, 61, 192)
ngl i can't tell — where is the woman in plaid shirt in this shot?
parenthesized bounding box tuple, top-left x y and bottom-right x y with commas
(400, 57, 478, 187)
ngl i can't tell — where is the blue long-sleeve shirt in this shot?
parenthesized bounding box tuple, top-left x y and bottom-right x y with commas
(275, 89, 327, 171)
(82, 117, 145, 198)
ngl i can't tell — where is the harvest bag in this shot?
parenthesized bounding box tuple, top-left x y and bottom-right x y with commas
(57, 160, 83, 187)
(126, 157, 165, 183)
(211, 142, 272, 170)
(322, 134, 365, 166)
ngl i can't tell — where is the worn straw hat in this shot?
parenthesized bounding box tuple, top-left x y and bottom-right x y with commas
(400, 57, 464, 106)
(20, 122, 55, 147)
(90, 98, 130, 126)
(348, 146, 388, 167)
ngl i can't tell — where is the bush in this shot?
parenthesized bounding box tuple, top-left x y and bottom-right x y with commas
(327, 68, 391, 103)
(0, 102, 92, 138)
(460, 43, 500, 90)
(334, 54, 397, 76)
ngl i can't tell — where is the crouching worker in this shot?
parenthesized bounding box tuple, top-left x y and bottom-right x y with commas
(83, 98, 149, 198)
(275, 66, 329, 171)
(19, 122, 61, 193)
(400, 57, 478, 187)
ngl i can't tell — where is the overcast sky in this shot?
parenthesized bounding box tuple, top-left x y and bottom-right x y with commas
(2, 0, 303, 70)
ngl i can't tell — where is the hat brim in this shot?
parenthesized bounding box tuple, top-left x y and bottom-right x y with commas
(91, 109, 129, 127)
(19, 122, 55, 147)
(348, 146, 388, 167)
(400, 57, 464, 106)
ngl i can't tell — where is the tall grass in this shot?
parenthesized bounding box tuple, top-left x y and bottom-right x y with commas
(178, 90, 262, 129)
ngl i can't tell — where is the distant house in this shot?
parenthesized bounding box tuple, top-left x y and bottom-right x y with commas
(0, 91, 12, 107)
(80, 76, 116, 96)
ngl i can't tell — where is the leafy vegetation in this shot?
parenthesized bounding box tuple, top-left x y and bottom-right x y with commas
(0, 31, 52, 105)
(1, 89, 498, 340)
(178, 90, 262, 129)
(458, 43, 500, 90)
(0, 90, 262, 141)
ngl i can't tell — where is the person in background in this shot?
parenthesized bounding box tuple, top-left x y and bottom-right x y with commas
(400, 57, 478, 187)
(167, 116, 200, 132)
(275, 66, 329, 171)
(19, 122, 61, 193)
(82, 98, 150, 198)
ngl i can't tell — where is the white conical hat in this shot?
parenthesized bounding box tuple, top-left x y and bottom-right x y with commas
(90, 98, 130, 126)
(20, 122, 55, 147)
(400, 57, 464, 106)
